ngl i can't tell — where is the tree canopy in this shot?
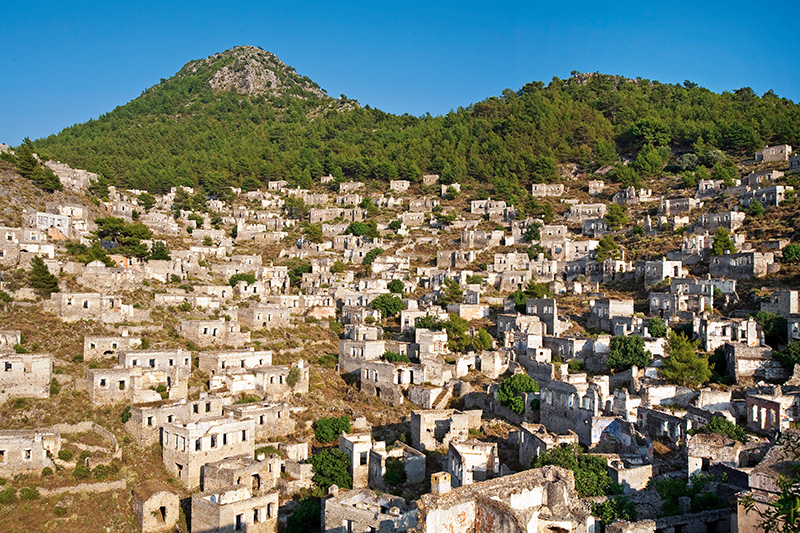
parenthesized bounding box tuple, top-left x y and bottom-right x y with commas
(607, 335, 652, 371)
(660, 331, 711, 388)
(497, 373, 539, 415)
(533, 443, 621, 497)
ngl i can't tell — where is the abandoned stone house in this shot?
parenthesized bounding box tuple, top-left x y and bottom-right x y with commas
(323, 487, 417, 533)
(83, 334, 142, 360)
(635, 258, 686, 288)
(517, 423, 579, 467)
(390, 180, 410, 193)
(0, 429, 60, 475)
(540, 373, 613, 446)
(659, 197, 702, 216)
(694, 315, 761, 353)
(125, 395, 233, 446)
(755, 143, 793, 162)
(118, 348, 192, 372)
(636, 406, 690, 443)
(410, 409, 482, 452)
(412, 466, 594, 533)
(741, 185, 793, 207)
(131, 480, 180, 533)
(409, 197, 440, 212)
(335, 193, 363, 206)
(746, 389, 800, 433)
(436, 250, 476, 269)
(649, 291, 710, 322)
(44, 160, 97, 190)
(582, 217, 608, 237)
(694, 211, 745, 233)
(45, 292, 133, 322)
(222, 402, 295, 440)
(0, 352, 52, 402)
(565, 202, 606, 222)
(209, 360, 309, 399)
(587, 298, 634, 332)
(339, 431, 373, 489)
(236, 306, 291, 329)
(588, 180, 605, 195)
(178, 318, 251, 347)
(87, 365, 187, 406)
(530, 183, 565, 197)
(460, 228, 504, 249)
(445, 439, 499, 488)
(709, 251, 775, 279)
(368, 440, 426, 492)
(724, 343, 788, 384)
(612, 186, 654, 205)
(695, 179, 728, 198)
(162, 416, 255, 488)
(760, 289, 800, 317)
(191, 485, 278, 533)
(202, 453, 283, 495)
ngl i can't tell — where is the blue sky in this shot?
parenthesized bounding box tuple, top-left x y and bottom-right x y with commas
(1, 1, 797, 146)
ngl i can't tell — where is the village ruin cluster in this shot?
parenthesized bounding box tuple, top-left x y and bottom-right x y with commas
(0, 142, 798, 532)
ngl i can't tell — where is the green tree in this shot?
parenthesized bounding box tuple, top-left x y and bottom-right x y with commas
(593, 496, 637, 528)
(605, 203, 629, 231)
(660, 332, 711, 388)
(314, 416, 351, 443)
(596, 235, 621, 261)
(752, 311, 787, 348)
(346, 221, 380, 239)
(331, 259, 346, 273)
(437, 278, 463, 306)
(387, 279, 404, 295)
(29, 256, 59, 296)
(229, 272, 257, 287)
(149, 241, 171, 261)
(783, 244, 800, 263)
(304, 223, 323, 243)
(285, 498, 321, 533)
(609, 165, 642, 189)
(286, 366, 302, 387)
(710, 227, 736, 256)
(371, 293, 403, 318)
(202, 235, 213, 246)
(362, 248, 384, 268)
(523, 221, 542, 242)
(774, 341, 800, 368)
(523, 280, 552, 299)
(442, 313, 470, 353)
(533, 443, 621, 497)
(749, 199, 765, 218)
(648, 317, 668, 338)
(689, 416, 747, 442)
(472, 329, 493, 353)
(137, 192, 156, 211)
(381, 350, 410, 363)
(309, 448, 352, 495)
(607, 335, 651, 371)
(497, 373, 539, 415)
(632, 144, 663, 176)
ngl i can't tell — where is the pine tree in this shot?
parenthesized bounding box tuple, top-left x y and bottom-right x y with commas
(29, 256, 59, 296)
(661, 332, 711, 388)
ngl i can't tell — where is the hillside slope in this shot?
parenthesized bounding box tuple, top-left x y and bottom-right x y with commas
(32, 47, 800, 198)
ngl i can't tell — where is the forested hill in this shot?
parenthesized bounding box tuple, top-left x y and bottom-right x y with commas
(31, 45, 800, 199)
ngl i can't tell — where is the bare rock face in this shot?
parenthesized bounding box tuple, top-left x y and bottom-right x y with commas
(185, 45, 328, 99)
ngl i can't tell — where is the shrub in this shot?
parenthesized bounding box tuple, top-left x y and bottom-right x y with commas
(41, 467, 53, 477)
(689, 416, 747, 442)
(309, 448, 352, 495)
(58, 449, 73, 461)
(19, 487, 39, 500)
(229, 272, 257, 287)
(284, 497, 321, 533)
(497, 373, 539, 415)
(73, 463, 91, 480)
(286, 366, 302, 387)
(54, 505, 68, 516)
(314, 416, 351, 443)
(383, 456, 406, 487)
(0, 487, 17, 504)
(318, 354, 337, 369)
(93, 464, 111, 481)
(121, 406, 131, 424)
(381, 350, 410, 363)
(49, 378, 61, 395)
(533, 443, 621, 497)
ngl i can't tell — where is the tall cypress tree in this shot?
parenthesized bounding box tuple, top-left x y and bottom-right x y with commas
(29, 256, 59, 296)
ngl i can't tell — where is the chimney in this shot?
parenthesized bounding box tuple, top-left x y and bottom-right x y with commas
(431, 472, 451, 496)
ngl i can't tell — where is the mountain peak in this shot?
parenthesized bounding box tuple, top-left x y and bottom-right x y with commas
(178, 45, 329, 99)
